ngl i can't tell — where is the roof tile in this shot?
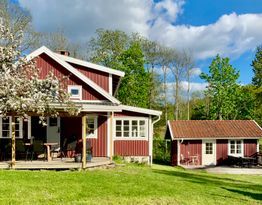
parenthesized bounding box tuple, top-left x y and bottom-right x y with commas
(168, 120, 262, 139)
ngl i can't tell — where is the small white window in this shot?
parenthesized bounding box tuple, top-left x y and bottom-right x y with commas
(68, 85, 82, 100)
(86, 116, 98, 138)
(229, 140, 243, 157)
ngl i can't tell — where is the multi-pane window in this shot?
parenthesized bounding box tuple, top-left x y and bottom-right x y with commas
(230, 140, 242, 155)
(2, 117, 10, 138)
(115, 119, 147, 138)
(205, 142, 213, 154)
(86, 116, 97, 138)
(0, 117, 22, 138)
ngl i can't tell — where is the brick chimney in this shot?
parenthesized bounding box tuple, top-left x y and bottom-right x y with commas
(57, 50, 70, 56)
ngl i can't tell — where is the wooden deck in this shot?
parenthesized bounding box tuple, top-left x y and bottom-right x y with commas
(0, 157, 114, 170)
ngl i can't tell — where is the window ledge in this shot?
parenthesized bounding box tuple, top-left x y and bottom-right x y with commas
(114, 137, 148, 141)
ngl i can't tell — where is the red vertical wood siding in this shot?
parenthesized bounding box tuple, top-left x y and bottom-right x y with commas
(88, 116, 107, 157)
(179, 140, 202, 165)
(60, 116, 107, 157)
(244, 139, 257, 157)
(171, 140, 178, 166)
(216, 139, 228, 165)
(36, 54, 107, 101)
(70, 63, 109, 92)
(114, 140, 149, 156)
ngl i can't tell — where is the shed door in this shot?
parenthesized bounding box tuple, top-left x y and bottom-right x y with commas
(202, 140, 216, 166)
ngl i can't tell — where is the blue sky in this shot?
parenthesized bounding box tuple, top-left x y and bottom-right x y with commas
(16, 0, 262, 92)
(177, 0, 262, 84)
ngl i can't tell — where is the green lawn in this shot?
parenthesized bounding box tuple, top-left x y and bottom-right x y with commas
(0, 164, 261, 205)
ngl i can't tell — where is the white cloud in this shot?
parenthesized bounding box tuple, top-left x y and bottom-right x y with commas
(154, 0, 185, 22)
(165, 81, 207, 102)
(191, 67, 202, 77)
(180, 81, 208, 92)
(18, 0, 154, 42)
(18, 1, 262, 61)
(149, 13, 262, 59)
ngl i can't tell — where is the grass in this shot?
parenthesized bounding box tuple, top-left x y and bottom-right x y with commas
(0, 164, 261, 205)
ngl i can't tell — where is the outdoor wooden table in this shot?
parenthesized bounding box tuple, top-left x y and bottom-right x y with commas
(189, 155, 199, 165)
(44, 143, 58, 162)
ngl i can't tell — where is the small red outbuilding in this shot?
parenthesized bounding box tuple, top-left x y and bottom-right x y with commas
(166, 120, 262, 166)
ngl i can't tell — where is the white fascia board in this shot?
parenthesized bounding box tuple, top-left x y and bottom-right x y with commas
(120, 105, 162, 116)
(253, 120, 262, 132)
(81, 104, 122, 112)
(26, 46, 120, 104)
(167, 120, 174, 140)
(172, 137, 261, 140)
(55, 53, 125, 77)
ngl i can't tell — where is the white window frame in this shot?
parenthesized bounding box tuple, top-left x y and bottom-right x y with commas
(86, 115, 98, 139)
(0, 116, 23, 139)
(68, 85, 82, 100)
(114, 117, 148, 140)
(228, 139, 244, 157)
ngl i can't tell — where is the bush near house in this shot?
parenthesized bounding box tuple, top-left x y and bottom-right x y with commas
(153, 136, 171, 164)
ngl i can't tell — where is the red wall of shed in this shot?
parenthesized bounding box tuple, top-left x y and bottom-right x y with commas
(171, 140, 178, 166)
(216, 139, 228, 165)
(244, 139, 257, 157)
(70, 63, 109, 92)
(36, 54, 107, 101)
(179, 140, 202, 165)
(114, 140, 149, 156)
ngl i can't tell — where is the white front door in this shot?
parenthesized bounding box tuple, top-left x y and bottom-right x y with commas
(202, 140, 216, 166)
(47, 117, 60, 144)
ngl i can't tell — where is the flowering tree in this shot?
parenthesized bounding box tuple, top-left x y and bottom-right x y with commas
(0, 24, 77, 167)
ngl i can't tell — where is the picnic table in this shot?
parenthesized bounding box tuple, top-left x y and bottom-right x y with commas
(228, 155, 257, 167)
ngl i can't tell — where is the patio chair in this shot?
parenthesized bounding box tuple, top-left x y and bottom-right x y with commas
(67, 140, 77, 158)
(180, 154, 190, 165)
(29, 140, 45, 161)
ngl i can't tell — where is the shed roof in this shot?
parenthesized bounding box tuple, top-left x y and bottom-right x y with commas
(167, 120, 262, 140)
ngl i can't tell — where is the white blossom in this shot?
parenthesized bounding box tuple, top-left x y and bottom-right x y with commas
(0, 24, 79, 123)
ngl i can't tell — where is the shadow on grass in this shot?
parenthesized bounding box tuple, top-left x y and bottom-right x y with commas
(222, 187, 262, 201)
(153, 168, 262, 200)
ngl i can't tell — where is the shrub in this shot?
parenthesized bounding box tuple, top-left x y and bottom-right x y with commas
(153, 136, 171, 165)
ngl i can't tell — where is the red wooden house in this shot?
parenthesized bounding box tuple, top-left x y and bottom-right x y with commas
(0, 46, 161, 164)
(166, 120, 262, 166)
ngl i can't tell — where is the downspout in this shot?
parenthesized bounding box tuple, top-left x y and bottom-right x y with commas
(149, 115, 161, 165)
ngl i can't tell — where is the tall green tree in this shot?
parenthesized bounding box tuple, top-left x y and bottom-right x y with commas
(87, 29, 154, 108)
(200, 55, 240, 120)
(87, 29, 129, 67)
(116, 43, 150, 108)
(252, 46, 262, 87)
(251, 46, 262, 125)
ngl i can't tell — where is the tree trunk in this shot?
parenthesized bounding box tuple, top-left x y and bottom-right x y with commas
(11, 117, 16, 169)
(175, 74, 179, 120)
(163, 66, 168, 125)
(187, 72, 190, 120)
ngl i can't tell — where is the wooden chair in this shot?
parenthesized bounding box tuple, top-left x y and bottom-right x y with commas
(180, 154, 190, 165)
